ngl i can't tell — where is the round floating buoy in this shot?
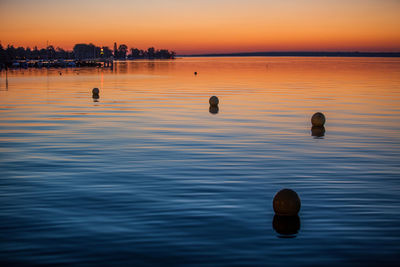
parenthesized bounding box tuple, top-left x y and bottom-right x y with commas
(209, 96, 219, 106)
(92, 88, 100, 99)
(311, 112, 326, 127)
(273, 189, 301, 216)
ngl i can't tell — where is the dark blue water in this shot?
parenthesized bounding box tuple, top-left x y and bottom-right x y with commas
(1, 57, 400, 265)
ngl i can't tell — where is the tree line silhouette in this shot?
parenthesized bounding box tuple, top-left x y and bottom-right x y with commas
(0, 42, 175, 66)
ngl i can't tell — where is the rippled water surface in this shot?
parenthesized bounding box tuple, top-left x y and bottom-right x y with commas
(1, 57, 400, 265)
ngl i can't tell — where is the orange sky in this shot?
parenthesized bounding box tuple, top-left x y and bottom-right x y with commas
(0, 0, 399, 54)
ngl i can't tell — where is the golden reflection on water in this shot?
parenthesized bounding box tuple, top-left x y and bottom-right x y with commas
(0, 57, 400, 140)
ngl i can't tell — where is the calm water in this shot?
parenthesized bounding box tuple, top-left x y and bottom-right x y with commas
(1, 57, 400, 266)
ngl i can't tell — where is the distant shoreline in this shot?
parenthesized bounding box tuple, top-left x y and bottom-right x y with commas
(179, 51, 400, 58)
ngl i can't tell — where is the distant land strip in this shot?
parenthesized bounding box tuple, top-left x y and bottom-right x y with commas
(179, 51, 400, 57)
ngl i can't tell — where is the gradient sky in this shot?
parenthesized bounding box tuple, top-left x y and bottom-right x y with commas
(0, 0, 399, 54)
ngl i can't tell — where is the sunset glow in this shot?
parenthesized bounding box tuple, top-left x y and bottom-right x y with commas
(1, 0, 399, 54)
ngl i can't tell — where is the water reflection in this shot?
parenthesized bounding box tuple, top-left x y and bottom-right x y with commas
(209, 105, 219, 114)
(114, 61, 128, 74)
(273, 215, 301, 238)
(147, 62, 155, 70)
(1, 58, 400, 265)
(311, 126, 325, 138)
(92, 94, 100, 102)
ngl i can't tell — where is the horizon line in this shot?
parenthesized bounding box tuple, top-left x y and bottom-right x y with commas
(178, 51, 400, 57)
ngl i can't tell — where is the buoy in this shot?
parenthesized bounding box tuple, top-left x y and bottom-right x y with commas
(311, 112, 326, 127)
(92, 88, 99, 96)
(209, 96, 219, 106)
(311, 126, 325, 137)
(273, 215, 300, 237)
(194, 72, 197, 75)
(209, 105, 219, 114)
(273, 189, 301, 216)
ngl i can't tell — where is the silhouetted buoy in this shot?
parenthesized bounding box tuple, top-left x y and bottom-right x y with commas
(273, 215, 300, 238)
(273, 189, 301, 216)
(209, 105, 219, 114)
(194, 71, 197, 75)
(92, 88, 100, 98)
(209, 96, 219, 106)
(311, 126, 325, 137)
(311, 112, 326, 127)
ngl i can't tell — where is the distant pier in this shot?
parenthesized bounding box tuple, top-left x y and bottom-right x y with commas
(1, 58, 114, 70)
(75, 58, 113, 68)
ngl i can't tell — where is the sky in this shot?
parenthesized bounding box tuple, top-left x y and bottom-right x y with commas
(0, 0, 399, 54)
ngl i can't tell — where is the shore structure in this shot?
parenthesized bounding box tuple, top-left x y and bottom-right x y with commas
(1, 58, 113, 70)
